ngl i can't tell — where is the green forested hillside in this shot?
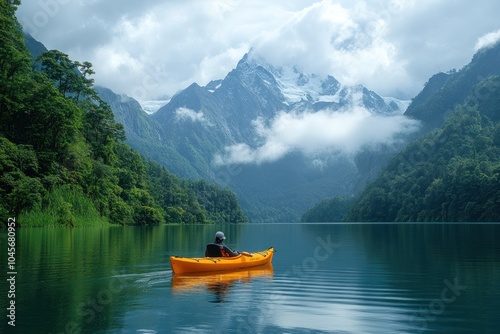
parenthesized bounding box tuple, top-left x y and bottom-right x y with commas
(301, 196, 354, 222)
(0, 1, 246, 226)
(345, 77, 500, 222)
(405, 42, 500, 130)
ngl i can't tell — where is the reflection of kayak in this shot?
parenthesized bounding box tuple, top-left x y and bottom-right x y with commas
(170, 247, 274, 274)
(171, 263, 274, 294)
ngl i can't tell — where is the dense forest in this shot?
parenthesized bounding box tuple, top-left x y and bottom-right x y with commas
(345, 77, 500, 222)
(0, 1, 247, 226)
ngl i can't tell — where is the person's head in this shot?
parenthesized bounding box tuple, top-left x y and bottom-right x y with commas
(215, 231, 225, 243)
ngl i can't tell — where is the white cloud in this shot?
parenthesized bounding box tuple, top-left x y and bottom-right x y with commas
(175, 107, 211, 125)
(16, 0, 500, 100)
(475, 29, 500, 52)
(214, 106, 420, 166)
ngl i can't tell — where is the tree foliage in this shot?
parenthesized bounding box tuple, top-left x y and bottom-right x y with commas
(0, 2, 246, 226)
(188, 180, 248, 223)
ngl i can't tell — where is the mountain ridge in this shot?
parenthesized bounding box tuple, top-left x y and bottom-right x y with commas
(405, 41, 500, 130)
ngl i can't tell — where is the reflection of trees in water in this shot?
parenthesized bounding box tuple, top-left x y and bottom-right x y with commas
(347, 224, 500, 271)
(15, 226, 174, 333)
(345, 223, 500, 324)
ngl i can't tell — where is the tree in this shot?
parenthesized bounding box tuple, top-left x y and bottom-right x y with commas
(36, 50, 81, 99)
(80, 97, 125, 163)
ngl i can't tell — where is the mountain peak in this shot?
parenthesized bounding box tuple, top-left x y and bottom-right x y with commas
(97, 48, 417, 223)
(236, 51, 251, 67)
(228, 52, 400, 114)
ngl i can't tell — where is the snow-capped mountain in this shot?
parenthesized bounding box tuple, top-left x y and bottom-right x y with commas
(237, 53, 401, 114)
(22, 30, 414, 222)
(152, 51, 404, 146)
(143, 51, 415, 222)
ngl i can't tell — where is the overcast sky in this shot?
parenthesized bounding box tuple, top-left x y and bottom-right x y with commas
(16, 0, 500, 101)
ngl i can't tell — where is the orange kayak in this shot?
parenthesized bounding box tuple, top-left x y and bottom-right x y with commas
(170, 247, 274, 274)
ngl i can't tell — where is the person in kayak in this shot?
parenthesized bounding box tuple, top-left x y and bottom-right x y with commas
(205, 231, 239, 257)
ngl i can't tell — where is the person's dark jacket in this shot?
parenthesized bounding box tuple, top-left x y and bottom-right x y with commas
(205, 242, 239, 257)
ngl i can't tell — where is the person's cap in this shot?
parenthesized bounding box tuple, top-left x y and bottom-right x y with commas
(215, 231, 226, 240)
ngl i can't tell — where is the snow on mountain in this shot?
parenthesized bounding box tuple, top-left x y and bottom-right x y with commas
(206, 79, 223, 93)
(237, 52, 402, 115)
(246, 56, 342, 105)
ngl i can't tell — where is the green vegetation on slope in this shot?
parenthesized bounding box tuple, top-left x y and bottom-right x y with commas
(405, 42, 500, 130)
(345, 77, 500, 222)
(0, 1, 247, 226)
(301, 196, 354, 222)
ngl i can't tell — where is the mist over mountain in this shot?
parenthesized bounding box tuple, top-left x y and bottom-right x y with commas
(112, 50, 419, 222)
(151, 51, 416, 167)
(95, 86, 204, 180)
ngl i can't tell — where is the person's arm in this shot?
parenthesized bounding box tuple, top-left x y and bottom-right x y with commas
(222, 245, 239, 257)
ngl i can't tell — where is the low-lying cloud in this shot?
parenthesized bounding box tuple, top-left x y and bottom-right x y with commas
(475, 28, 500, 51)
(175, 107, 211, 126)
(214, 106, 420, 166)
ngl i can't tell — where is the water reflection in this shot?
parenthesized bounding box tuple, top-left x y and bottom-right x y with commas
(171, 264, 274, 303)
(3, 224, 499, 334)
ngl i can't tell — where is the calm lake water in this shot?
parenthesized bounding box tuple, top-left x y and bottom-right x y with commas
(1, 223, 499, 333)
